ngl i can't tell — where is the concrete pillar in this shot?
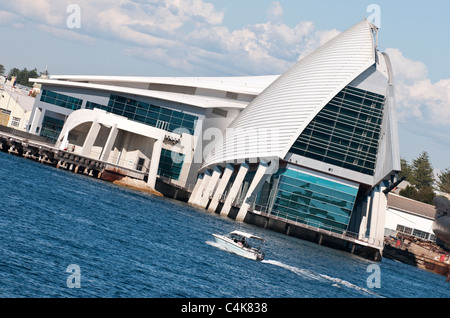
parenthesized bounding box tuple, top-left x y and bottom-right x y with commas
(220, 162, 249, 217)
(81, 119, 101, 157)
(285, 224, 291, 235)
(100, 124, 118, 162)
(198, 166, 222, 209)
(358, 197, 369, 240)
(190, 169, 212, 207)
(208, 163, 234, 213)
(236, 162, 270, 222)
(147, 138, 162, 189)
(188, 174, 204, 204)
(368, 184, 388, 248)
(29, 107, 43, 135)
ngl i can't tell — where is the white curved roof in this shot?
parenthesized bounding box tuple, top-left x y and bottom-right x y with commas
(46, 75, 279, 96)
(31, 78, 250, 109)
(203, 20, 377, 168)
(31, 74, 279, 110)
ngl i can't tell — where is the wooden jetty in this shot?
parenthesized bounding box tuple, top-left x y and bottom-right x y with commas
(0, 128, 161, 197)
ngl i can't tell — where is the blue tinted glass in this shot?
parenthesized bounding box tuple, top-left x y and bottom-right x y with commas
(270, 168, 358, 234)
(157, 149, 184, 180)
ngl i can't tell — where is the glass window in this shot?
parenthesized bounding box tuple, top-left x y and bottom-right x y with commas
(157, 149, 185, 180)
(40, 90, 83, 111)
(289, 85, 385, 176)
(40, 116, 65, 142)
(266, 168, 358, 234)
(92, 94, 199, 135)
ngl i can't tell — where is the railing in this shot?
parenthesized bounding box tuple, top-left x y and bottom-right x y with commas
(250, 207, 383, 248)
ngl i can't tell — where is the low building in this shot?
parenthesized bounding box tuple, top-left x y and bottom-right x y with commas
(385, 193, 437, 241)
(0, 81, 34, 132)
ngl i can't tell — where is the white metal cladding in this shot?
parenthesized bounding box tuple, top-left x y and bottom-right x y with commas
(203, 20, 377, 168)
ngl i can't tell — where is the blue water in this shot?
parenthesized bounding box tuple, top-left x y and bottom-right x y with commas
(0, 151, 448, 298)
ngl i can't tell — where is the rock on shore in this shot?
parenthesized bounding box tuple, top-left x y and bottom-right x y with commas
(112, 177, 163, 197)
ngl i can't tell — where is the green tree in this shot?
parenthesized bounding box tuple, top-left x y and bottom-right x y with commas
(0, 64, 5, 76)
(410, 151, 435, 190)
(399, 151, 435, 204)
(399, 185, 417, 198)
(8, 67, 20, 78)
(400, 157, 413, 182)
(399, 185, 435, 205)
(437, 168, 450, 194)
(8, 67, 39, 87)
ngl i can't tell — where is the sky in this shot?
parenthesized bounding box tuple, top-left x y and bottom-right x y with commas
(0, 0, 449, 171)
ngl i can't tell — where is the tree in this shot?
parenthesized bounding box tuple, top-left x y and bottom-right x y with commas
(0, 64, 5, 76)
(399, 151, 435, 204)
(400, 158, 413, 182)
(8, 67, 39, 87)
(399, 185, 435, 205)
(8, 67, 20, 78)
(410, 151, 435, 190)
(437, 168, 450, 194)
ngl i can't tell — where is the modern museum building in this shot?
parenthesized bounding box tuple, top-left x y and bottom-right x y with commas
(29, 20, 401, 259)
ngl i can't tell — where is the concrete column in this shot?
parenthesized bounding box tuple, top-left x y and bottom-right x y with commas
(208, 163, 234, 213)
(236, 162, 270, 222)
(58, 129, 69, 150)
(100, 124, 118, 162)
(198, 166, 222, 209)
(81, 119, 101, 157)
(147, 138, 162, 189)
(358, 197, 369, 240)
(368, 184, 388, 248)
(220, 162, 249, 217)
(188, 174, 204, 204)
(190, 169, 212, 207)
(29, 107, 43, 135)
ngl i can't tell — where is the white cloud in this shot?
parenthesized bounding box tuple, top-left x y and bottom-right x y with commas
(165, 0, 224, 25)
(0, 0, 66, 26)
(268, 1, 283, 22)
(386, 48, 450, 126)
(385, 48, 428, 82)
(0, 0, 341, 76)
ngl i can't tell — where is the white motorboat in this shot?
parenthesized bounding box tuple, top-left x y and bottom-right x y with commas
(212, 230, 265, 261)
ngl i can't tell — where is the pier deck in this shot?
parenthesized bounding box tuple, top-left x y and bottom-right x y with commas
(0, 130, 146, 183)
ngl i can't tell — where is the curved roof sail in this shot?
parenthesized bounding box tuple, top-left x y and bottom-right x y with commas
(203, 20, 378, 168)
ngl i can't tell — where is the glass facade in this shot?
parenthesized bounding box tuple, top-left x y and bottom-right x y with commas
(289, 85, 385, 176)
(40, 90, 83, 110)
(158, 149, 185, 180)
(40, 116, 65, 142)
(86, 95, 198, 135)
(254, 167, 358, 234)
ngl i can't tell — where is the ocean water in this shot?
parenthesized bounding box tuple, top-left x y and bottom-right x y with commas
(0, 151, 448, 299)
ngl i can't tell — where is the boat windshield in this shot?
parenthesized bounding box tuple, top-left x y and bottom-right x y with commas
(228, 232, 264, 249)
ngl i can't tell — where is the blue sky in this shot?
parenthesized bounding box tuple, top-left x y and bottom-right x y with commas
(0, 0, 449, 170)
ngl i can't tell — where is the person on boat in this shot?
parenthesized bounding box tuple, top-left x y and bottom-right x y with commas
(240, 237, 250, 248)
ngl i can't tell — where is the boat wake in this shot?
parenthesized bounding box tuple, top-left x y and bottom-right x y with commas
(262, 259, 383, 298)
